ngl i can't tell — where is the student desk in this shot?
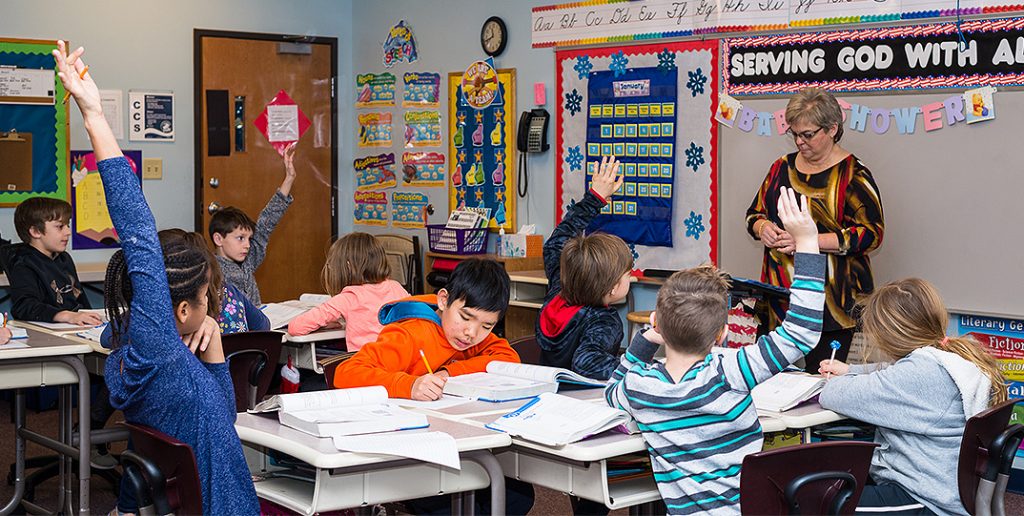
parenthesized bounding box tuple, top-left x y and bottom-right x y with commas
(411, 387, 844, 511)
(235, 413, 511, 516)
(0, 326, 93, 516)
(283, 328, 346, 373)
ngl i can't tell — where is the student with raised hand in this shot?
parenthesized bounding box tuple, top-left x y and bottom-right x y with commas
(819, 278, 1007, 515)
(537, 155, 634, 381)
(605, 186, 825, 515)
(54, 41, 258, 515)
(209, 143, 296, 305)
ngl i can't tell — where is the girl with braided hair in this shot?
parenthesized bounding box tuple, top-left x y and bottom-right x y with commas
(55, 42, 258, 515)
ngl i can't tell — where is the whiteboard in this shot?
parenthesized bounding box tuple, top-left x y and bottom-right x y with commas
(718, 91, 1024, 318)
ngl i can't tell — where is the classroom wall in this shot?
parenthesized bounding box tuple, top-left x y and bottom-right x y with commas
(0, 0, 354, 266)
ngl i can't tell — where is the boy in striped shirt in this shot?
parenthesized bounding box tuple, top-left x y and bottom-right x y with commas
(605, 186, 825, 515)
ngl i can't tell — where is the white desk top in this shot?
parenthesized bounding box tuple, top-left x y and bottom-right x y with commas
(507, 270, 638, 286)
(285, 328, 346, 343)
(0, 326, 93, 359)
(235, 413, 510, 470)
(0, 261, 107, 288)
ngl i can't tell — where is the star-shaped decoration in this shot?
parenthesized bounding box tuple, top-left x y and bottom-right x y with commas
(475, 189, 484, 202)
(474, 111, 484, 124)
(494, 150, 505, 162)
(458, 150, 467, 163)
(474, 150, 483, 162)
(494, 110, 504, 124)
(457, 189, 466, 203)
(457, 112, 467, 124)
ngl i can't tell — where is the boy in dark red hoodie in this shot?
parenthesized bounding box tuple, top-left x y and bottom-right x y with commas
(537, 156, 633, 381)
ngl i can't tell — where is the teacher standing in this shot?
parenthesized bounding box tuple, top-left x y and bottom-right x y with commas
(746, 88, 884, 374)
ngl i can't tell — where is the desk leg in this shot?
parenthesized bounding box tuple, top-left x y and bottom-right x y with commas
(464, 451, 504, 516)
(0, 390, 27, 516)
(57, 356, 91, 516)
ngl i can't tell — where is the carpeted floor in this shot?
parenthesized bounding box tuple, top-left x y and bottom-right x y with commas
(0, 396, 1020, 515)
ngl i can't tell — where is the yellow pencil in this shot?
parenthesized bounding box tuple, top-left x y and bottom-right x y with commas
(419, 349, 434, 374)
(61, 65, 89, 104)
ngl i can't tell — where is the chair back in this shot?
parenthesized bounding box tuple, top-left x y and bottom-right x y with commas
(375, 234, 424, 295)
(120, 421, 202, 516)
(319, 351, 356, 388)
(510, 336, 542, 365)
(221, 330, 284, 411)
(958, 397, 1020, 514)
(740, 441, 877, 515)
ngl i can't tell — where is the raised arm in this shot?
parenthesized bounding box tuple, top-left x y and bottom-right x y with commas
(245, 146, 296, 273)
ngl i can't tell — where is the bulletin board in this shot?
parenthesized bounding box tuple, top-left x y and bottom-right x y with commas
(556, 40, 718, 271)
(446, 68, 516, 232)
(71, 150, 142, 249)
(0, 38, 69, 206)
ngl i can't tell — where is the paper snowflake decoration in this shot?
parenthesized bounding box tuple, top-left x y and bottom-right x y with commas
(564, 88, 583, 117)
(685, 142, 705, 172)
(657, 49, 676, 74)
(686, 68, 707, 97)
(574, 55, 593, 80)
(609, 51, 629, 77)
(566, 145, 584, 171)
(684, 211, 705, 240)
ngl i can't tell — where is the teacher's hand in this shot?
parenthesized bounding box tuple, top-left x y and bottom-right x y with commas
(775, 231, 796, 254)
(758, 221, 786, 248)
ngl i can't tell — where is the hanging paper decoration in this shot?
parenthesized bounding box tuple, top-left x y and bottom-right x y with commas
(354, 191, 388, 226)
(391, 191, 431, 228)
(253, 90, 311, 156)
(459, 57, 503, 110)
(447, 68, 516, 231)
(556, 40, 719, 271)
(354, 153, 397, 191)
(401, 152, 446, 187)
(383, 20, 418, 68)
(355, 73, 396, 107)
(357, 112, 393, 147)
(404, 111, 442, 147)
(716, 94, 741, 128)
(403, 72, 441, 107)
(964, 86, 996, 124)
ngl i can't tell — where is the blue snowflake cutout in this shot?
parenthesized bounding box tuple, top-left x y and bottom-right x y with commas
(565, 145, 584, 171)
(564, 89, 583, 117)
(685, 142, 705, 172)
(627, 243, 640, 262)
(686, 67, 708, 97)
(657, 49, 676, 74)
(684, 211, 706, 240)
(609, 51, 629, 77)
(574, 55, 593, 80)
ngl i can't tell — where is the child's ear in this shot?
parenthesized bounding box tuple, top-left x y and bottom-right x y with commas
(27, 226, 44, 239)
(650, 311, 658, 328)
(436, 288, 449, 311)
(211, 233, 224, 247)
(716, 324, 729, 346)
(175, 300, 191, 324)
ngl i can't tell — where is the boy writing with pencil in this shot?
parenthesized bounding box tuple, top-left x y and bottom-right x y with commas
(605, 187, 825, 515)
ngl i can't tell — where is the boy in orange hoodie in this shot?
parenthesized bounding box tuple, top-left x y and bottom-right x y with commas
(333, 257, 521, 400)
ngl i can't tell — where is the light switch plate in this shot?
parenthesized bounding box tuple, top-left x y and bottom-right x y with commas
(142, 158, 162, 179)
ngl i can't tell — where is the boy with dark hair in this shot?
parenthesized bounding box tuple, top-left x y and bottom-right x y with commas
(208, 144, 296, 305)
(8, 197, 101, 325)
(604, 187, 826, 515)
(537, 156, 633, 380)
(333, 257, 520, 400)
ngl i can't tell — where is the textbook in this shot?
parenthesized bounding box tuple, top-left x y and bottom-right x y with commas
(751, 372, 826, 412)
(260, 300, 317, 329)
(251, 386, 428, 438)
(486, 392, 632, 446)
(442, 361, 605, 402)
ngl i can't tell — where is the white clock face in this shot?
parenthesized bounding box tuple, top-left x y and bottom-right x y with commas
(484, 21, 503, 52)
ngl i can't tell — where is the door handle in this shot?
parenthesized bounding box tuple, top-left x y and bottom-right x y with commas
(209, 177, 220, 188)
(208, 202, 221, 214)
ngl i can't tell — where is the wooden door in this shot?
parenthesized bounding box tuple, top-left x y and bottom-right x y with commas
(195, 30, 337, 302)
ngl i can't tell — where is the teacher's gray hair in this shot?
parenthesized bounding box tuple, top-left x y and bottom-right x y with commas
(786, 88, 844, 143)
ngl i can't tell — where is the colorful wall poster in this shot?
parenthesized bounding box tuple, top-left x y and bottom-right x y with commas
(358, 112, 393, 147)
(128, 91, 174, 141)
(401, 151, 446, 187)
(355, 73, 396, 107)
(254, 89, 312, 156)
(404, 111, 442, 147)
(383, 20, 418, 67)
(447, 68, 516, 232)
(955, 313, 1024, 441)
(459, 58, 503, 110)
(391, 191, 430, 228)
(354, 191, 388, 226)
(403, 72, 441, 107)
(354, 153, 397, 191)
(69, 149, 142, 250)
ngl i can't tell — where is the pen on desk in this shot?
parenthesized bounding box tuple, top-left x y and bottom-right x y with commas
(825, 340, 841, 380)
(419, 349, 434, 374)
(61, 65, 89, 104)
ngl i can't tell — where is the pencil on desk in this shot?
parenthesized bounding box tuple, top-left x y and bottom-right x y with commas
(419, 349, 434, 374)
(61, 65, 89, 104)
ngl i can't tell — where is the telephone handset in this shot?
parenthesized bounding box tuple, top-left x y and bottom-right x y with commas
(516, 109, 549, 199)
(517, 109, 550, 153)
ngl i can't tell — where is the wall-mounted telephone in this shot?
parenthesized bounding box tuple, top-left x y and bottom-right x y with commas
(517, 109, 550, 153)
(516, 109, 549, 198)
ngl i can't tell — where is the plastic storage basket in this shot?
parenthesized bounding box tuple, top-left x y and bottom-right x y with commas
(426, 225, 490, 255)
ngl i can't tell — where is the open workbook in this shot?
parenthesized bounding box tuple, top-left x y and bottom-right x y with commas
(250, 385, 428, 437)
(486, 393, 633, 447)
(260, 293, 331, 329)
(442, 361, 605, 402)
(751, 372, 826, 412)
